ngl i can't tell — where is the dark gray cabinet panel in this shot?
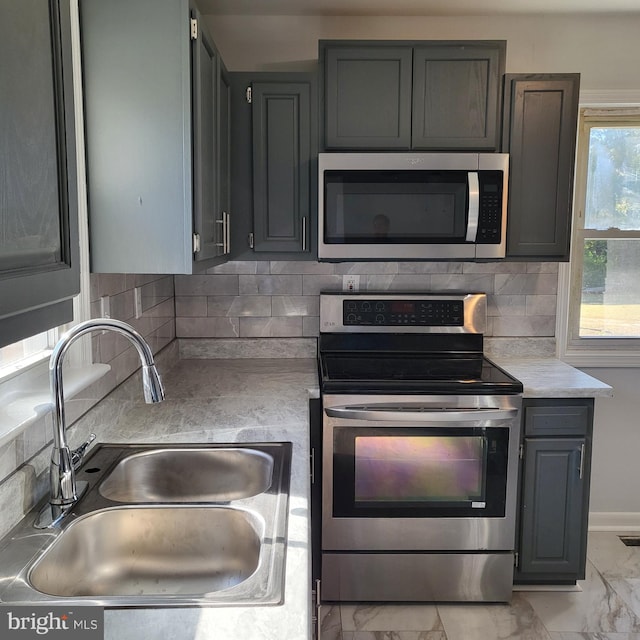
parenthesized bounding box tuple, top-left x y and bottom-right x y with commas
(321, 41, 505, 151)
(412, 42, 504, 150)
(228, 72, 317, 261)
(252, 82, 311, 253)
(0, 0, 80, 347)
(81, 0, 229, 274)
(502, 74, 580, 260)
(192, 14, 230, 263)
(516, 398, 593, 584)
(324, 46, 413, 149)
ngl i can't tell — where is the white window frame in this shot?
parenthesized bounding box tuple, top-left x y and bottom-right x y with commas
(558, 97, 640, 368)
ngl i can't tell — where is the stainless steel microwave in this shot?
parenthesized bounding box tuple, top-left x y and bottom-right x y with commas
(318, 152, 509, 261)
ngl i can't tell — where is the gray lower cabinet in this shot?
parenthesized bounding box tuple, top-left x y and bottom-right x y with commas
(502, 74, 580, 260)
(515, 398, 594, 584)
(229, 72, 317, 259)
(81, 0, 230, 274)
(321, 40, 505, 151)
(0, 0, 80, 346)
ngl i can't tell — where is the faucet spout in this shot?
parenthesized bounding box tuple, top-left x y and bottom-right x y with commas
(42, 318, 164, 524)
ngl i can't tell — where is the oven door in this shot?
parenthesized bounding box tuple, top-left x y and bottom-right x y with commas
(322, 393, 522, 552)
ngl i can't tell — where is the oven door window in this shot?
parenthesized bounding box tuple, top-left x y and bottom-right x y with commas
(333, 426, 509, 518)
(323, 170, 468, 244)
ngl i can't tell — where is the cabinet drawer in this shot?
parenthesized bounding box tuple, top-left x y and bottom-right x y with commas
(523, 399, 593, 437)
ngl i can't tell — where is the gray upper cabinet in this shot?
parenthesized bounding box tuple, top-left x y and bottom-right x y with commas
(324, 46, 413, 149)
(228, 72, 317, 260)
(192, 7, 230, 262)
(502, 74, 580, 260)
(251, 81, 312, 253)
(0, 0, 80, 347)
(81, 0, 230, 274)
(321, 40, 505, 151)
(412, 43, 504, 150)
(515, 399, 593, 584)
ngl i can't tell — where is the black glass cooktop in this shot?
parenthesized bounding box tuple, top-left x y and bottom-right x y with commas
(318, 334, 522, 395)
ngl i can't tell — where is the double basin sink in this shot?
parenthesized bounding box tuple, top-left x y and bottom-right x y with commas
(0, 442, 291, 607)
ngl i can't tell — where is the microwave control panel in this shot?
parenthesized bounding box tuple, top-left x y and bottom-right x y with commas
(477, 172, 503, 243)
(343, 299, 464, 326)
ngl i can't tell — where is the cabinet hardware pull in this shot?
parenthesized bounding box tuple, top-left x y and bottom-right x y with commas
(579, 442, 585, 479)
(224, 211, 230, 254)
(302, 216, 307, 252)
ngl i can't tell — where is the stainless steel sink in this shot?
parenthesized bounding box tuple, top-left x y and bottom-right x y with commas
(99, 447, 273, 503)
(29, 506, 262, 597)
(0, 442, 291, 607)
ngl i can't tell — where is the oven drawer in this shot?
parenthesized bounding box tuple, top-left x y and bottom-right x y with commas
(322, 552, 514, 602)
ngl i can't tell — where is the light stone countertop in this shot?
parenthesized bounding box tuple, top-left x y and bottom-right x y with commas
(84, 357, 319, 640)
(68, 349, 610, 640)
(492, 356, 613, 398)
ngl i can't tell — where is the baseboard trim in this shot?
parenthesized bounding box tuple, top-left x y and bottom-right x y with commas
(589, 512, 640, 531)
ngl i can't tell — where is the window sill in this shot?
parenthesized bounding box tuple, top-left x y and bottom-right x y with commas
(0, 363, 110, 449)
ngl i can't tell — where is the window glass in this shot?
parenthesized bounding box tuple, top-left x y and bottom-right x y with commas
(0, 330, 55, 378)
(564, 109, 640, 362)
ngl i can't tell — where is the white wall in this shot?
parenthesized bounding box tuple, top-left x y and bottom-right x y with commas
(205, 13, 640, 93)
(583, 368, 640, 515)
(203, 11, 640, 522)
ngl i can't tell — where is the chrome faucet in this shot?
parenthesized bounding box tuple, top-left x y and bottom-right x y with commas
(36, 318, 165, 528)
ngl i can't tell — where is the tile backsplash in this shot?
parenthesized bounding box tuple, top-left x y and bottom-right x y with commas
(176, 259, 559, 339)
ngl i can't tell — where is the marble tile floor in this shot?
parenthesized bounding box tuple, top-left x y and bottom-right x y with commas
(318, 532, 640, 640)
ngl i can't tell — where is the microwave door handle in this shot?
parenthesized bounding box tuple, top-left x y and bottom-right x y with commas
(324, 406, 519, 422)
(466, 171, 480, 242)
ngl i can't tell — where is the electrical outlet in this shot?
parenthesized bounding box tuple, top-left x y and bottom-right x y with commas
(342, 275, 360, 292)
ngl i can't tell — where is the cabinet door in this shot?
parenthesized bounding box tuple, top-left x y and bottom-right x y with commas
(324, 46, 413, 149)
(0, 0, 79, 346)
(518, 437, 589, 580)
(192, 9, 224, 262)
(412, 42, 505, 150)
(251, 82, 311, 252)
(503, 74, 580, 260)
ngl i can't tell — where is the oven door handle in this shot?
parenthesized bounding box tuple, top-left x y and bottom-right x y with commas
(324, 406, 519, 422)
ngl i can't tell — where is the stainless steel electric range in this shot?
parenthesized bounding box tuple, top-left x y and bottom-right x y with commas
(317, 291, 523, 603)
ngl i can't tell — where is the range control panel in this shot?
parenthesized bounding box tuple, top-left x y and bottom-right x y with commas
(343, 299, 464, 326)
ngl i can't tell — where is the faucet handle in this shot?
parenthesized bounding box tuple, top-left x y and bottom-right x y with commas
(71, 433, 97, 470)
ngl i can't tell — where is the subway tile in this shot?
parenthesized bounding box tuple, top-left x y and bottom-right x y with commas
(176, 317, 240, 338)
(205, 261, 268, 275)
(491, 315, 556, 337)
(239, 317, 303, 337)
(430, 274, 495, 292)
(207, 296, 272, 317)
(174, 274, 239, 296)
(365, 274, 432, 290)
(239, 275, 302, 295)
(175, 296, 207, 317)
(463, 261, 527, 274)
(141, 297, 175, 319)
(526, 294, 558, 316)
(270, 261, 335, 275)
(272, 296, 319, 317)
(488, 295, 527, 316)
(302, 274, 343, 295)
(333, 262, 399, 275)
(495, 273, 559, 295)
(398, 262, 464, 274)
(109, 288, 135, 321)
(303, 316, 320, 337)
(527, 262, 560, 273)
